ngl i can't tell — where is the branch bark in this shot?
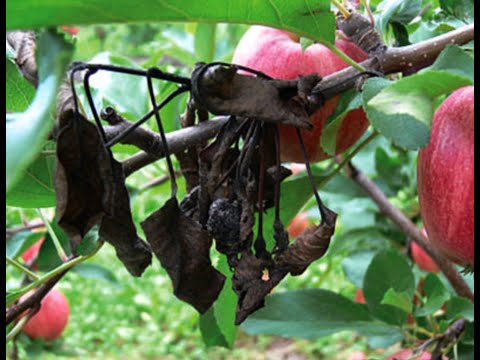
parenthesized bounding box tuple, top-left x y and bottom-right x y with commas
(345, 162, 474, 302)
(116, 24, 473, 175)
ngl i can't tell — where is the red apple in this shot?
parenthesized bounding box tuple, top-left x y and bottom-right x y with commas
(232, 26, 369, 163)
(385, 349, 447, 360)
(354, 289, 366, 304)
(411, 228, 440, 273)
(22, 238, 45, 264)
(347, 350, 367, 360)
(287, 212, 310, 238)
(21, 288, 70, 341)
(417, 86, 474, 267)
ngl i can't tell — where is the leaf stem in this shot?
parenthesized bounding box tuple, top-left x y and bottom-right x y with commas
(317, 130, 379, 189)
(324, 42, 366, 72)
(331, 0, 351, 19)
(6, 312, 32, 343)
(6, 241, 102, 307)
(6, 257, 39, 280)
(36, 209, 67, 261)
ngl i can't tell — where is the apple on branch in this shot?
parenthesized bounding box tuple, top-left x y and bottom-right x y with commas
(232, 25, 369, 163)
(417, 86, 474, 269)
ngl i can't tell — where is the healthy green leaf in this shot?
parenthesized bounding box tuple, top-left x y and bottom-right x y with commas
(76, 227, 100, 256)
(320, 89, 363, 156)
(6, 152, 56, 208)
(427, 44, 474, 83)
(6, 231, 44, 259)
(374, 147, 404, 192)
(341, 250, 376, 288)
(364, 71, 472, 150)
(38, 221, 72, 272)
(241, 289, 403, 346)
(6, 30, 73, 192)
(199, 255, 236, 348)
(439, 0, 474, 23)
(381, 288, 413, 313)
(375, 0, 422, 34)
(71, 263, 122, 287)
(7, 0, 335, 45)
(194, 23, 217, 62)
(444, 296, 474, 322)
(6, 59, 36, 112)
(415, 273, 450, 317)
(363, 249, 415, 325)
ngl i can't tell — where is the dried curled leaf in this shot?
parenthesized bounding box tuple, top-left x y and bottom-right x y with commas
(276, 209, 337, 275)
(55, 113, 114, 250)
(141, 197, 225, 313)
(232, 251, 275, 325)
(191, 63, 318, 129)
(99, 159, 152, 277)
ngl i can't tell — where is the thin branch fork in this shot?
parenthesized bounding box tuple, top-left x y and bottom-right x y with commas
(345, 162, 474, 302)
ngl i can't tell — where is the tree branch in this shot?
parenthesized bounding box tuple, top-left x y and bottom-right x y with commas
(117, 25, 473, 175)
(345, 162, 474, 302)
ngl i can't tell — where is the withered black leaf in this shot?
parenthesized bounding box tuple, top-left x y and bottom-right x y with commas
(99, 159, 152, 277)
(55, 111, 114, 250)
(141, 197, 225, 313)
(191, 63, 316, 129)
(232, 251, 274, 325)
(276, 208, 337, 276)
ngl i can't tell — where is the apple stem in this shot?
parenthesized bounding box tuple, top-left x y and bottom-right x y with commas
(5, 256, 39, 281)
(324, 42, 367, 72)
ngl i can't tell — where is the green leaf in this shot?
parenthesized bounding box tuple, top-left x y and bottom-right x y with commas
(300, 37, 315, 52)
(6, 59, 36, 112)
(427, 44, 474, 83)
(199, 255, 236, 348)
(76, 227, 100, 256)
(364, 71, 472, 150)
(6, 152, 56, 208)
(381, 289, 412, 313)
(376, 0, 422, 34)
(241, 289, 403, 347)
(85, 52, 149, 119)
(6, 231, 44, 259)
(439, 0, 474, 23)
(363, 249, 415, 325)
(194, 23, 217, 62)
(71, 263, 121, 287)
(444, 297, 474, 322)
(6, 30, 73, 192)
(199, 307, 229, 347)
(38, 221, 72, 272)
(342, 250, 376, 288)
(415, 273, 450, 317)
(374, 147, 404, 191)
(7, 1, 335, 45)
(320, 89, 363, 156)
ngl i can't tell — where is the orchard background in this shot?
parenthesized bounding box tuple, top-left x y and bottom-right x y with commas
(6, 1, 474, 359)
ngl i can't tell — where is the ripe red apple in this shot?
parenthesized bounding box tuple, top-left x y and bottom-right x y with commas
(385, 349, 447, 360)
(411, 228, 440, 273)
(417, 86, 474, 267)
(21, 288, 70, 341)
(232, 26, 369, 163)
(287, 212, 310, 238)
(354, 288, 366, 304)
(22, 238, 45, 265)
(347, 350, 367, 360)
